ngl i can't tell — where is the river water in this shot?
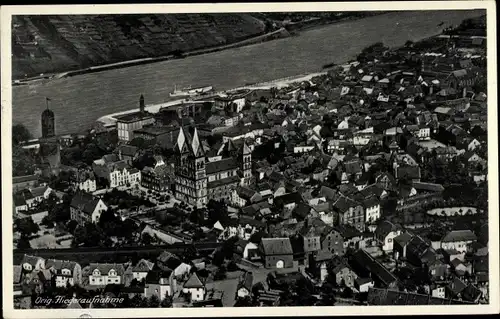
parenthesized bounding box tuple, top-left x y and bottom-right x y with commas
(12, 10, 485, 137)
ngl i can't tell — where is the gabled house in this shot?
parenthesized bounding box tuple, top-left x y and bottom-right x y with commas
(334, 196, 365, 232)
(70, 192, 108, 225)
(363, 196, 381, 224)
(349, 249, 398, 289)
(440, 230, 477, 254)
(131, 259, 155, 282)
(144, 269, 177, 301)
(259, 238, 294, 269)
(183, 272, 205, 302)
(45, 259, 82, 288)
(88, 263, 126, 286)
(236, 271, 254, 299)
(21, 255, 45, 272)
(375, 221, 402, 253)
(232, 186, 263, 208)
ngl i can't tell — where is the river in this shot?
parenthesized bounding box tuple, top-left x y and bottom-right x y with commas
(12, 10, 485, 137)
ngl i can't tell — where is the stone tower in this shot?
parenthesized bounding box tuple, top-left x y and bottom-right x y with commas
(41, 98, 55, 138)
(174, 127, 207, 209)
(241, 141, 252, 186)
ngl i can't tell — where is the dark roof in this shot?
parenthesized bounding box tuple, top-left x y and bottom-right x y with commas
(274, 192, 303, 206)
(333, 196, 360, 212)
(462, 284, 482, 302)
(293, 202, 311, 219)
(206, 158, 238, 175)
(132, 259, 155, 272)
(145, 269, 173, 284)
(350, 249, 398, 287)
(337, 224, 362, 239)
(441, 230, 477, 243)
(89, 263, 126, 276)
(412, 182, 445, 193)
(13, 174, 38, 184)
(393, 232, 413, 247)
(45, 259, 79, 271)
(397, 165, 421, 180)
(447, 276, 467, 296)
(260, 238, 293, 256)
(117, 145, 139, 157)
(21, 254, 44, 267)
(184, 272, 204, 288)
(375, 221, 401, 239)
(207, 175, 240, 189)
(237, 272, 254, 292)
(70, 192, 103, 216)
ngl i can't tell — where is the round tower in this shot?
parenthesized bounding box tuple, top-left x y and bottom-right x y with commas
(41, 108, 55, 138)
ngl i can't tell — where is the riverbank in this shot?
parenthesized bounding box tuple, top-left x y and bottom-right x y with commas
(97, 71, 328, 127)
(13, 14, 388, 86)
(13, 10, 484, 137)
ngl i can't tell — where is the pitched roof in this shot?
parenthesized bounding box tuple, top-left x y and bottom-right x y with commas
(132, 259, 155, 272)
(45, 259, 79, 272)
(412, 182, 445, 193)
(260, 238, 293, 256)
(394, 232, 413, 247)
(206, 158, 238, 174)
(274, 192, 303, 206)
(375, 221, 401, 239)
(184, 272, 204, 288)
(237, 272, 254, 292)
(89, 263, 126, 276)
(70, 192, 104, 216)
(21, 254, 44, 267)
(350, 249, 398, 287)
(441, 230, 477, 243)
(447, 276, 467, 295)
(117, 144, 139, 157)
(13, 265, 22, 283)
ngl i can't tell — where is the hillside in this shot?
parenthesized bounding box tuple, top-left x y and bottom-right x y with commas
(12, 14, 267, 79)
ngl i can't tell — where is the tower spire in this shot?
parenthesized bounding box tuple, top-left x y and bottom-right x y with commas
(177, 126, 186, 152)
(191, 127, 201, 156)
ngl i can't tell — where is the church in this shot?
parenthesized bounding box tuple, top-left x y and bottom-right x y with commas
(174, 126, 253, 209)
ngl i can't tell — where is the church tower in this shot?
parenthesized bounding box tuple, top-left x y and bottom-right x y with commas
(174, 127, 207, 209)
(241, 141, 252, 186)
(191, 128, 207, 208)
(41, 98, 55, 138)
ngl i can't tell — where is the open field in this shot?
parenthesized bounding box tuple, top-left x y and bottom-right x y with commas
(12, 10, 485, 137)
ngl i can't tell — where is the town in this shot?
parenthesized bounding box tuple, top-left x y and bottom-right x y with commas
(12, 15, 489, 308)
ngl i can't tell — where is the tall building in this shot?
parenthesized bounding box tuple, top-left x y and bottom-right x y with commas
(41, 101, 55, 138)
(39, 103, 61, 176)
(174, 127, 207, 208)
(174, 127, 253, 208)
(116, 94, 155, 142)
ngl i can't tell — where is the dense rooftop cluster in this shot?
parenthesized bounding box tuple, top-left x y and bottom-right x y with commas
(12, 15, 489, 308)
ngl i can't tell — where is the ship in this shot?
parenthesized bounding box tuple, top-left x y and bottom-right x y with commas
(170, 85, 214, 97)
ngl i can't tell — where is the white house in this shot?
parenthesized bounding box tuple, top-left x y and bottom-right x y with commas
(21, 255, 46, 272)
(182, 272, 205, 302)
(375, 221, 403, 253)
(440, 230, 478, 254)
(88, 263, 126, 286)
(45, 259, 82, 288)
(363, 197, 381, 224)
(144, 269, 178, 301)
(468, 138, 481, 151)
(131, 259, 155, 282)
(108, 162, 141, 188)
(74, 170, 97, 193)
(70, 192, 108, 225)
(417, 126, 431, 140)
(355, 277, 375, 293)
(243, 242, 259, 260)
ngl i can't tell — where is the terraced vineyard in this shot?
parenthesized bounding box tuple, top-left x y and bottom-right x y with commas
(12, 14, 267, 78)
